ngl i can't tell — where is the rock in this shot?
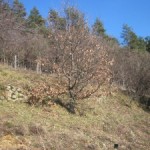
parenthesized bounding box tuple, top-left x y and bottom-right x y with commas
(0, 96, 5, 100)
(17, 88, 22, 92)
(7, 92, 12, 98)
(2, 85, 28, 103)
(11, 87, 16, 92)
(24, 96, 29, 102)
(6, 85, 12, 90)
(18, 93, 24, 98)
(11, 94, 17, 99)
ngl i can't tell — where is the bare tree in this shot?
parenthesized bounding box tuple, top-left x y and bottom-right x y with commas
(47, 15, 112, 113)
(112, 48, 150, 108)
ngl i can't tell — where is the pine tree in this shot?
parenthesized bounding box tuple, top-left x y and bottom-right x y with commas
(145, 36, 150, 53)
(27, 7, 45, 29)
(48, 9, 59, 27)
(137, 37, 146, 52)
(121, 24, 147, 51)
(65, 6, 85, 29)
(92, 18, 105, 36)
(12, 0, 26, 19)
(48, 9, 66, 30)
(0, 0, 11, 13)
(121, 24, 139, 49)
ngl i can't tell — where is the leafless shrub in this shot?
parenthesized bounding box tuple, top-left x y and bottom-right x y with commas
(47, 17, 112, 113)
(112, 48, 150, 109)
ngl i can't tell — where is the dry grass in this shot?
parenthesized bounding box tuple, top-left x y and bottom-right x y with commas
(0, 64, 149, 150)
(0, 95, 149, 150)
(0, 64, 56, 88)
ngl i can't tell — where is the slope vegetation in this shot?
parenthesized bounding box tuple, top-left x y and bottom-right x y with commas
(0, 64, 149, 150)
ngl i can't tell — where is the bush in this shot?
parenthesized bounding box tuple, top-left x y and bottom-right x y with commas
(27, 82, 66, 107)
(112, 49, 150, 109)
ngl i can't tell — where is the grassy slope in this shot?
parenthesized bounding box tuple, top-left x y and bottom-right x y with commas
(0, 64, 149, 150)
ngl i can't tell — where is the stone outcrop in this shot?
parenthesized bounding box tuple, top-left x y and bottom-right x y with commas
(0, 85, 28, 102)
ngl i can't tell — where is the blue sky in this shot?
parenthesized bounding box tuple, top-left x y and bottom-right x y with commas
(20, 0, 150, 41)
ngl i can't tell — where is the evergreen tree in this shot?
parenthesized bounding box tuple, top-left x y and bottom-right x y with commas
(27, 7, 45, 29)
(121, 24, 146, 51)
(121, 24, 138, 49)
(145, 36, 150, 53)
(137, 37, 146, 52)
(0, 0, 11, 13)
(92, 18, 119, 45)
(106, 36, 119, 45)
(92, 18, 105, 36)
(121, 24, 137, 49)
(65, 6, 85, 29)
(12, 0, 26, 19)
(48, 9, 66, 30)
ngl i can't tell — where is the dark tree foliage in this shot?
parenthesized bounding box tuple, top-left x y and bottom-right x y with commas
(27, 7, 45, 29)
(121, 24, 146, 51)
(48, 9, 59, 26)
(121, 24, 138, 49)
(65, 6, 85, 29)
(12, 0, 26, 19)
(145, 36, 150, 53)
(92, 18, 105, 36)
(48, 9, 66, 30)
